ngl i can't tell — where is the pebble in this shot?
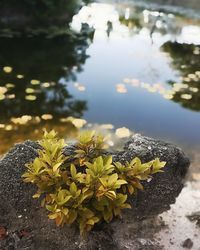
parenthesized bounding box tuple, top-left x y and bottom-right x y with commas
(182, 238, 193, 249)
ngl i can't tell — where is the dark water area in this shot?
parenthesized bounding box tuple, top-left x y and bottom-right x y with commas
(0, 0, 200, 154)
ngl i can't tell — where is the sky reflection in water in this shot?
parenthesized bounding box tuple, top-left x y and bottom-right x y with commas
(68, 2, 200, 145)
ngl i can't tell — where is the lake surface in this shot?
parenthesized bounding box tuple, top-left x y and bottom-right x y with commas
(0, 0, 200, 154)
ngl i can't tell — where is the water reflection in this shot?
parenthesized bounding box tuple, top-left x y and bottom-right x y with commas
(69, 2, 200, 146)
(162, 42, 200, 111)
(0, 0, 92, 37)
(0, 24, 94, 154)
(0, 0, 200, 154)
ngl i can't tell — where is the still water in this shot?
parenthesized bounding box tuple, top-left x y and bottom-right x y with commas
(0, 0, 200, 154)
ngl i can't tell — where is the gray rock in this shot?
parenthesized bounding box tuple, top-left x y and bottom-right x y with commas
(0, 135, 190, 250)
(114, 134, 190, 216)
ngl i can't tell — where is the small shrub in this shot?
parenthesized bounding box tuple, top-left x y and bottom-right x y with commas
(22, 130, 166, 236)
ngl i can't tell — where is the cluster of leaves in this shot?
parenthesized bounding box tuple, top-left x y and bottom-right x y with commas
(22, 130, 166, 236)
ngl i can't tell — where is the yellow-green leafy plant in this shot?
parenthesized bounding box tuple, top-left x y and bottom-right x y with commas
(22, 129, 166, 236)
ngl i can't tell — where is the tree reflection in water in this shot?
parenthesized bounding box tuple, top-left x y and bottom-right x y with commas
(0, 24, 94, 154)
(162, 42, 200, 111)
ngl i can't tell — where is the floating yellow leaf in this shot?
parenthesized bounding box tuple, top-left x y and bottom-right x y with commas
(181, 94, 192, 100)
(31, 79, 40, 85)
(11, 115, 32, 125)
(41, 114, 53, 120)
(72, 118, 87, 128)
(5, 125, 13, 131)
(60, 118, 69, 123)
(6, 83, 15, 88)
(116, 84, 127, 93)
(3, 66, 12, 73)
(163, 94, 173, 100)
(0, 87, 8, 94)
(7, 94, 15, 99)
(35, 116, 41, 123)
(25, 88, 35, 94)
(0, 93, 5, 100)
(100, 124, 114, 130)
(188, 74, 196, 79)
(115, 127, 131, 138)
(77, 86, 86, 91)
(17, 74, 24, 79)
(42, 82, 50, 88)
(189, 87, 198, 93)
(25, 95, 37, 101)
(74, 82, 86, 92)
(182, 77, 190, 82)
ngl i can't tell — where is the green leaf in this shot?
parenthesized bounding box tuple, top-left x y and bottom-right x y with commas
(70, 164, 77, 178)
(53, 162, 62, 172)
(104, 155, 112, 166)
(57, 195, 72, 206)
(115, 179, 127, 186)
(67, 210, 77, 224)
(105, 190, 116, 200)
(48, 213, 58, 220)
(78, 130, 95, 144)
(46, 205, 55, 212)
(70, 182, 77, 195)
(108, 173, 118, 186)
(32, 192, 41, 199)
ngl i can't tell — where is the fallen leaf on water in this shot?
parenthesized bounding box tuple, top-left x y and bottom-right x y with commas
(42, 82, 50, 88)
(163, 94, 173, 100)
(115, 127, 131, 138)
(7, 94, 15, 99)
(41, 114, 53, 120)
(0, 94, 5, 100)
(77, 85, 86, 92)
(0, 87, 8, 94)
(72, 118, 87, 128)
(25, 88, 35, 94)
(74, 82, 86, 92)
(100, 124, 114, 130)
(3, 66, 12, 73)
(189, 87, 198, 93)
(116, 83, 127, 93)
(30, 79, 40, 85)
(25, 95, 37, 101)
(6, 83, 15, 88)
(5, 125, 13, 131)
(17, 74, 24, 79)
(181, 94, 192, 100)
